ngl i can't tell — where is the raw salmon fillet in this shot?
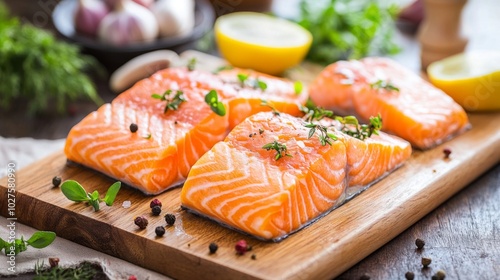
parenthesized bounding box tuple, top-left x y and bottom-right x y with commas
(309, 57, 470, 149)
(180, 112, 411, 240)
(65, 67, 306, 194)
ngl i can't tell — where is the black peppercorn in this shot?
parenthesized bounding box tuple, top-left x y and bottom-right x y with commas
(52, 176, 62, 187)
(130, 123, 138, 133)
(209, 242, 218, 254)
(155, 226, 165, 237)
(360, 274, 370, 280)
(415, 238, 425, 249)
(134, 216, 148, 229)
(164, 213, 176, 225)
(422, 257, 432, 268)
(251, 254, 256, 260)
(405, 271, 415, 280)
(152, 205, 162, 216)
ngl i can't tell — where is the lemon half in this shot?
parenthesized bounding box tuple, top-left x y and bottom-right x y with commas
(214, 12, 312, 75)
(428, 51, 500, 112)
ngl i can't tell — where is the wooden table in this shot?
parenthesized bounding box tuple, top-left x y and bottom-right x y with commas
(1, 0, 499, 279)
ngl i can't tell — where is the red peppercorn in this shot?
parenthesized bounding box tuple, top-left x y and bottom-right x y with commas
(134, 216, 148, 229)
(150, 199, 162, 208)
(49, 257, 59, 268)
(443, 148, 452, 159)
(235, 239, 248, 255)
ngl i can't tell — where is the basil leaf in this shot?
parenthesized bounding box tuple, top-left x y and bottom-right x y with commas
(104, 181, 121, 206)
(61, 180, 89, 202)
(14, 238, 27, 254)
(90, 190, 99, 201)
(89, 199, 100, 212)
(26, 231, 56, 249)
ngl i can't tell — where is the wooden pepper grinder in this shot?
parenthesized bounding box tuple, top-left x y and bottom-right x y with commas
(417, 0, 468, 70)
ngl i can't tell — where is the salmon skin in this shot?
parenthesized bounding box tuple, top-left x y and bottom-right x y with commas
(308, 57, 470, 149)
(180, 112, 411, 241)
(64, 67, 307, 194)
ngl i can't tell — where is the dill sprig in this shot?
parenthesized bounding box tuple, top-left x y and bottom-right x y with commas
(336, 114, 383, 140)
(151, 90, 186, 113)
(370, 80, 400, 92)
(304, 122, 338, 146)
(262, 140, 292, 160)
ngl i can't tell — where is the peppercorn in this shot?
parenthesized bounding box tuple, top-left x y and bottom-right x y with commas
(134, 216, 148, 229)
(235, 239, 248, 255)
(152, 205, 162, 216)
(415, 238, 425, 249)
(150, 199, 162, 208)
(251, 254, 256, 260)
(49, 257, 59, 268)
(164, 213, 176, 225)
(52, 176, 62, 187)
(359, 274, 370, 280)
(405, 271, 414, 280)
(129, 123, 138, 133)
(421, 257, 432, 268)
(443, 148, 451, 159)
(155, 226, 165, 237)
(434, 270, 446, 280)
(209, 242, 218, 254)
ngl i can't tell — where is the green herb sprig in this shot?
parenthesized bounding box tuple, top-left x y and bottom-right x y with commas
(262, 141, 292, 160)
(204, 90, 226, 116)
(336, 114, 383, 140)
(237, 73, 267, 90)
(213, 65, 234, 74)
(60, 180, 121, 212)
(35, 260, 99, 279)
(294, 81, 304, 95)
(370, 80, 400, 92)
(304, 123, 338, 146)
(260, 100, 280, 116)
(0, 231, 55, 256)
(187, 58, 197, 71)
(151, 90, 187, 113)
(300, 105, 334, 122)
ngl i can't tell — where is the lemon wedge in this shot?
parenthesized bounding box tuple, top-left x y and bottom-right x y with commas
(428, 51, 500, 111)
(214, 12, 312, 75)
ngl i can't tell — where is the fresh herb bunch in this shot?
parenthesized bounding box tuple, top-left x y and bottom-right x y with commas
(34, 260, 101, 280)
(336, 114, 383, 140)
(0, 3, 102, 114)
(0, 231, 56, 255)
(296, 0, 400, 64)
(262, 141, 292, 160)
(60, 180, 121, 211)
(151, 90, 187, 113)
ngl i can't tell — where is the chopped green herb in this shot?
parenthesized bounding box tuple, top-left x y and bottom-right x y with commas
(187, 58, 197, 71)
(213, 65, 234, 74)
(143, 133, 152, 140)
(151, 90, 187, 113)
(256, 79, 268, 91)
(60, 180, 121, 211)
(237, 73, 249, 84)
(237, 73, 267, 91)
(0, 231, 55, 256)
(294, 81, 304, 95)
(262, 141, 292, 160)
(335, 114, 382, 140)
(304, 123, 337, 146)
(260, 100, 280, 116)
(204, 90, 226, 116)
(370, 80, 400, 92)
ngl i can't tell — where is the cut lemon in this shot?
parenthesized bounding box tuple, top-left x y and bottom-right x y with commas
(428, 51, 500, 112)
(214, 12, 312, 75)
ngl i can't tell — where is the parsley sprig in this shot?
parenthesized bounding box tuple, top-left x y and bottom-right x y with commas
(304, 123, 338, 146)
(205, 90, 226, 116)
(151, 90, 187, 113)
(370, 80, 400, 92)
(336, 115, 383, 140)
(262, 141, 292, 160)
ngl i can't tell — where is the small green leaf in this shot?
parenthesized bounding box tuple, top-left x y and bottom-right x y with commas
(151, 93, 163, 99)
(237, 73, 248, 84)
(26, 231, 56, 249)
(89, 190, 99, 201)
(0, 237, 7, 251)
(214, 102, 226, 116)
(213, 65, 233, 74)
(204, 90, 217, 104)
(187, 58, 197, 71)
(104, 181, 121, 206)
(61, 180, 89, 202)
(294, 81, 303, 95)
(256, 80, 267, 90)
(14, 239, 26, 255)
(89, 199, 100, 212)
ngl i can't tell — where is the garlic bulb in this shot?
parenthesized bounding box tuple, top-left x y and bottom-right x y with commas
(152, 0, 195, 37)
(98, 0, 159, 45)
(74, 0, 109, 37)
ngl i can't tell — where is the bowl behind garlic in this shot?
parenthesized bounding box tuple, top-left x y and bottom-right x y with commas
(52, 0, 214, 71)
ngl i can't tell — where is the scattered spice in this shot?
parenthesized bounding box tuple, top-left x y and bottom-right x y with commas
(259, 128, 264, 135)
(443, 148, 452, 159)
(251, 254, 256, 260)
(134, 216, 148, 230)
(360, 274, 370, 280)
(433, 270, 446, 280)
(52, 176, 62, 187)
(405, 271, 414, 280)
(164, 213, 176, 226)
(49, 257, 60, 268)
(129, 123, 138, 133)
(249, 133, 253, 138)
(151, 205, 162, 216)
(235, 239, 249, 255)
(155, 226, 166, 237)
(150, 199, 162, 208)
(415, 238, 425, 249)
(421, 257, 432, 268)
(209, 242, 218, 254)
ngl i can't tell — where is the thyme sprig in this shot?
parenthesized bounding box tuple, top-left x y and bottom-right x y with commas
(151, 90, 187, 113)
(370, 80, 400, 92)
(336, 115, 383, 140)
(262, 141, 292, 160)
(304, 123, 338, 146)
(260, 100, 280, 116)
(299, 105, 334, 122)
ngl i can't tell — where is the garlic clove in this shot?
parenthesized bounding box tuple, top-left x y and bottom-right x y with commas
(98, 0, 159, 45)
(152, 0, 195, 38)
(74, 0, 109, 37)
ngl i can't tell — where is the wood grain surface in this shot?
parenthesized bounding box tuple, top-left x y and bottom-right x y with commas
(1, 109, 499, 279)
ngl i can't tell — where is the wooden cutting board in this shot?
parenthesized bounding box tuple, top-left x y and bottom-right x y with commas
(1, 51, 499, 280)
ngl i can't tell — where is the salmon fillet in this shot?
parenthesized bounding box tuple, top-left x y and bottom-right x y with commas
(309, 57, 470, 149)
(180, 112, 411, 240)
